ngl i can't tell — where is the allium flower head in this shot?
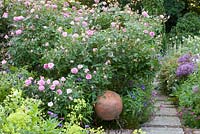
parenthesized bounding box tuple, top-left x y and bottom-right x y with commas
(176, 62, 195, 77)
(178, 54, 191, 63)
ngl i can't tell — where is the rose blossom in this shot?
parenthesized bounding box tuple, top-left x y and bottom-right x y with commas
(48, 63, 54, 69)
(15, 29, 23, 35)
(71, 67, 78, 74)
(62, 32, 67, 37)
(25, 79, 32, 86)
(142, 11, 149, 17)
(13, 16, 24, 21)
(43, 64, 48, 69)
(37, 79, 45, 86)
(86, 30, 95, 37)
(77, 64, 83, 69)
(2, 12, 8, 18)
(53, 80, 60, 86)
(1, 59, 7, 65)
(50, 84, 56, 90)
(86, 74, 92, 80)
(149, 31, 155, 37)
(84, 68, 89, 73)
(60, 77, 66, 82)
(82, 21, 88, 27)
(38, 85, 45, 91)
(57, 89, 63, 95)
(143, 30, 149, 34)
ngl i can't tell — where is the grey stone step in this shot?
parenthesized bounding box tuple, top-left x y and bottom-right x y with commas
(156, 95, 168, 101)
(155, 107, 177, 116)
(141, 127, 184, 134)
(143, 116, 181, 127)
(105, 129, 132, 134)
(154, 101, 174, 107)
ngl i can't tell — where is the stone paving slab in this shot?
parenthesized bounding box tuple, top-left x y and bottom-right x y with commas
(155, 107, 177, 116)
(154, 101, 173, 106)
(156, 95, 168, 101)
(143, 116, 181, 127)
(141, 127, 184, 134)
(105, 129, 133, 134)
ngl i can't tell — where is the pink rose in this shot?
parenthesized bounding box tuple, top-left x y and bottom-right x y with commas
(149, 31, 155, 37)
(38, 85, 45, 91)
(60, 77, 66, 82)
(53, 80, 60, 86)
(50, 84, 56, 90)
(142, 11, 149, 17)
(1, 59, 7, 65)
(143, 30, 149, 34)
(82, 21, 88, 27)
(25, 79, 32, 86)
(86, 74, 92, 80)
(71, 67, 78, 74)
(57, 89, 62, 95)
(43, 64, 49, 69)
(2, 12, 8, 18)
(48, 63, 54, 69)
(37, 79, 45, 86)
(4, 35, 9, 39)
(94, 0, 100, 3)
(86, 30, 95, 37)
(13, 16, 24, 21)
(15, 29, 23, 35)
(62, 32, 67, 37)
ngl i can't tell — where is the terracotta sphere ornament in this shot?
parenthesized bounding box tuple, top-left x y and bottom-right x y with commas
(95, 90, 123, 121)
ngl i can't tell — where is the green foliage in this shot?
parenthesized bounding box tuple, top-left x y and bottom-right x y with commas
(0, 88, 62, 134)
(157, 53, 180, 95)
(142, 0, 165, 15)
(174, 64, 200, 128)
(170, 12, 200, 39)
(0, 68, 30, 102)
(120, 85, 153, 128)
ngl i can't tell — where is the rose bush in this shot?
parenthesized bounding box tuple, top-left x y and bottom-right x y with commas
(2, 0, 164, 131)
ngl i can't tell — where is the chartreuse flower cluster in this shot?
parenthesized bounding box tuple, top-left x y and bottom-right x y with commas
(132, 129, 146, 134)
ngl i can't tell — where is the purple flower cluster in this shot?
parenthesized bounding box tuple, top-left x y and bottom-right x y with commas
(177, 54, 191, 63)
(176, 54, 196, 77)
(176, 62, 195, 77)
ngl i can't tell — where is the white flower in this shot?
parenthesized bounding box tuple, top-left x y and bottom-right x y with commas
(66, 89, 72, 94)
(48, 102, 53, 107)
(77, 64, 83, 69)
(69, 96, 73, 100)
(61, 77, 66, 82)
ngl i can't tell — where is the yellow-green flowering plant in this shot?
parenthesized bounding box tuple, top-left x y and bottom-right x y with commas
(132, 129, 146, 134)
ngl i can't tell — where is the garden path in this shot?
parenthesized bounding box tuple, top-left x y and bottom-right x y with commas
(106, 91, 185, 134)
(141, 90, 184, 134)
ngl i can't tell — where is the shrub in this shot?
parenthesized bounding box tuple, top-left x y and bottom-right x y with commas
(175, 62, 200, 128)
(5, 0, 163, 129)
(0, 67, 30, 103)
(170, 12, 200, 39)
